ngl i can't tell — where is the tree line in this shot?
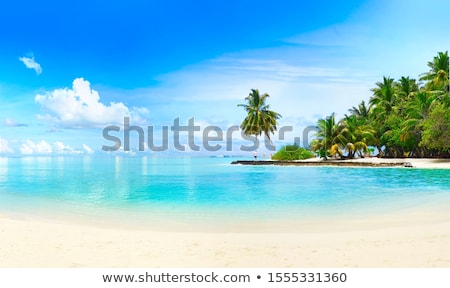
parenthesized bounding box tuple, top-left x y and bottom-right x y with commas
(311, 51, 450, 159)
(237, 51, 449, 159)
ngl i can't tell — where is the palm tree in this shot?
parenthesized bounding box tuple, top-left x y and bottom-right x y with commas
(311, 113, 341, 159)
(237, 89, 282, 142)
(369, 77, 398, 157)
(348, 100, 370, 121)
(338, 115, 375, 158)
(420, 51, 449, 93)
(399, 90, 437, 157)
(395, 76, 418, 100)
(370, 76, 397, 117)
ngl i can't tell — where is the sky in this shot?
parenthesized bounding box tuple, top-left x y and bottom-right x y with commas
(1, 0, 449, 156)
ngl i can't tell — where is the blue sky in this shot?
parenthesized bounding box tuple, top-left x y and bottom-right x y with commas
(1, 0, 449, 156)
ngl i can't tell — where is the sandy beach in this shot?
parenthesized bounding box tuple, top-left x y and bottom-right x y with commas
(342, 158, 450, 169)
(1, 206, 450, 268)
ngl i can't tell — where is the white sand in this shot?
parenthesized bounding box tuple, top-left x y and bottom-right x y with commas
(299, 157, 450, 168)
(347, 158, 450, 168)
(1, 208, 450, 268)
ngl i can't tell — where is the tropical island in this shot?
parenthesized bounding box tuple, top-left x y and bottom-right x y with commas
(3, 0, 450, 274)
(234, 51, 449, 167)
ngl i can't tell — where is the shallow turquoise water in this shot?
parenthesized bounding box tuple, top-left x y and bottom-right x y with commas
(0, 156, 449, 225)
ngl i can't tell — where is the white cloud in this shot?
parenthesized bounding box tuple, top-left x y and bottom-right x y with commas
(19, 140, 85, 155)
(20, 140, 52, 154)
(112, 147, 136, 156)
(83, 144, 94, 154)
(53, 141, 82, 154)
(19, 143, 34, 155)
(35, 78, 149, 128)
(0, 138, 13, 153)
(18, 55, 42, 75)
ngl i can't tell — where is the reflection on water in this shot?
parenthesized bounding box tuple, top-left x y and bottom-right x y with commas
(114, 156, 121, 178)
(55, 156, 64, 178)
(82, 156, 91, 173)
(0, 156, 449, 222)
(20, 156, 52, 179)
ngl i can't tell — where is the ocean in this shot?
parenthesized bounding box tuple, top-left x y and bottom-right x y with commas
(1, 156, 449, 230)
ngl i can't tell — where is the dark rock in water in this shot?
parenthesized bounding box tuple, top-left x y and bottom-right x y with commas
(231, 160, 409, 167)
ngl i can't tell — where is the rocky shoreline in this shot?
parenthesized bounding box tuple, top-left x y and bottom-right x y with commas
(231, 159, 413, 167)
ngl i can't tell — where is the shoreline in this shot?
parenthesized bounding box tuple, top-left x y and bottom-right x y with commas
(1, 204, 450, 267)
(1, 157, 449, 267)
(231, 158, 450, 168)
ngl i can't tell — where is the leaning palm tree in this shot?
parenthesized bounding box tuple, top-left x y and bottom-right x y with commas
(237, 89, 282, 142)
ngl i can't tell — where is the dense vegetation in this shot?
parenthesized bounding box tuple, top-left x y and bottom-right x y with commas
(271, 144, 315, 160)
(311, 51, 450, 159)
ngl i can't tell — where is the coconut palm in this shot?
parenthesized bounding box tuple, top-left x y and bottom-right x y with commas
(305, 51, 450, 159)
(338, 115, 375, 158)
(396, 76, 418, 100)
(311, 113, 342, 159)
(398, 90, 437, 156)
(370, 76, 397, 117)
(348, 100, 371, 121)
(237, 89, 282, 142)
(420, 51, 449, 93)
(368, 77, 398, 156)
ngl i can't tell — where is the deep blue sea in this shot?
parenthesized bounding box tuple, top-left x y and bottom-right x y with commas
(1, 156, 449, 228)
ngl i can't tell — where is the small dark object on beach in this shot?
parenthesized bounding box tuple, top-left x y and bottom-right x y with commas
(404, 162, 414, 168)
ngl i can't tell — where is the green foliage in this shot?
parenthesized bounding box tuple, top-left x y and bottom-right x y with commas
(239, 52, 449, 158)
(311, 51, 449, 158)
(420, 103, 450, 150)
(310, 113, 340, 159)
(272, 144, 315, 160)
(238, 89, 282, 142)
(311, 113, 374, 159)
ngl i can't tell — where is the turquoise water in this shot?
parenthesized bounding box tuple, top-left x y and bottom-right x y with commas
(0, 156, 449, 226)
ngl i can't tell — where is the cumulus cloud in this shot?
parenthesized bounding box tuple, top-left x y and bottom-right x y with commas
(53, 141, 82, 154)
(0, 138, 13, 153)
(19, 140, 86, 155)
(20, 140, 52, 154)
(5, 117, 28, 127)
(19, 55, 42, 75)
(83, 144, 94, 154)
(35, 78, 148, 128)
